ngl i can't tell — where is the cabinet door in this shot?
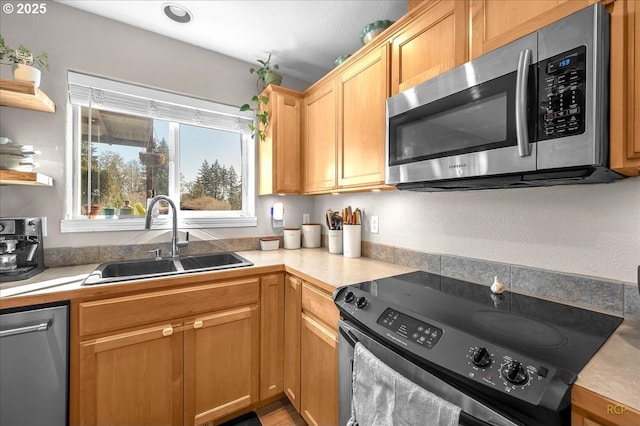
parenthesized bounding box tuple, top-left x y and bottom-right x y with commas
(609, 0, 640, 175)
(303, 80, 337, 193)
(283, 275, 302, 411)
(78, 323, 183, 426)
(338, 44, 390, 188)
(390, 0, 467, 95)
(260, 274, 285, 400)
(469, 0, 595, 59)
(259, 86, 303, 195)
(300, 313, 338, 426)
(184, 306, 259, 426)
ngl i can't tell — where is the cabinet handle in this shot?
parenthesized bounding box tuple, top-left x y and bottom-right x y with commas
(162, 326, 173, 337)
(193, 320, 203, 329)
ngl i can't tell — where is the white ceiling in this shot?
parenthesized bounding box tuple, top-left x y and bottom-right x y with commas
(57, 0, 407, 84)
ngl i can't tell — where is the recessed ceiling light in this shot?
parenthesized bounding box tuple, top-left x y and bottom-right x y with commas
(163, 3, 192, 23)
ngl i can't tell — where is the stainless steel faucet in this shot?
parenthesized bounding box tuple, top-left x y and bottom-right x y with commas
(145, 195, 188, 258)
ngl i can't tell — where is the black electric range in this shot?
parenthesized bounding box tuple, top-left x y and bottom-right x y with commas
(334, 271, 623, 426)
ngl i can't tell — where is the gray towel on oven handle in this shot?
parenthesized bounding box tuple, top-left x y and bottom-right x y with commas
(347, 342, 462, 426)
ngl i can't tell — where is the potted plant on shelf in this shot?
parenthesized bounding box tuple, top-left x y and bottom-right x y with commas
(240, 53, 283, 142)
(0, 35, 49, 87)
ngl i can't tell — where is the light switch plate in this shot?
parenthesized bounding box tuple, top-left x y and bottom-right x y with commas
(371, 216, 379, 234)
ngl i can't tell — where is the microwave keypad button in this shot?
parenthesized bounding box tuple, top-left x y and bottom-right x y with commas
(568, 107, 580, 115)
(544, 112, 555, 122)
(555, 123, 567, 130)
(567, 125, 580, 133)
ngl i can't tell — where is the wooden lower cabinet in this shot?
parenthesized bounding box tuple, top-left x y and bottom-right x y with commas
(184, 306, 260, 426)
(260, 274, 285, 400)
(75, 277, 264, 426)
(284, 274, 302, 411)
(283, 274, 339, 426)
(78, 322, 184, 426)
(300, 313, 339, 426)
(572, 384, 640, 426)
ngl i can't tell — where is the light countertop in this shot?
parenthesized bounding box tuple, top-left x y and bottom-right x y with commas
(1, 248, 638, 414)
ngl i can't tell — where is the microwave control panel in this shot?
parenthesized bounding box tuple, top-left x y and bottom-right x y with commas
(538, 46, 586, 140)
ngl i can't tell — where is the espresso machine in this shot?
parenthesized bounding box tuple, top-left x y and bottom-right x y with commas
(0, 217, 45, 282)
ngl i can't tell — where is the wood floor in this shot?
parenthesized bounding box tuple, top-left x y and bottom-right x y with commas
(255, 399, 307, 426)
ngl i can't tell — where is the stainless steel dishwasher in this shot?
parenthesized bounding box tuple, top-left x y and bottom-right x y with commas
(0, 301, 69, 426)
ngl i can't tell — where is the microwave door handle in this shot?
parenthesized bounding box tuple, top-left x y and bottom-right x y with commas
(516, 48, 533, 157)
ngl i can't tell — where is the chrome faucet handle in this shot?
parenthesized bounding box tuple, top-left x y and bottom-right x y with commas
(177, 231, 189, 248)
(149, 248, 162, 260)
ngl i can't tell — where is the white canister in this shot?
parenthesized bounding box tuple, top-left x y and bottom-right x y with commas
(283, 228, 301, 249)
(343, 224, 361, 258)
(301, 224, 321, 248)
(328, 229, 343, 254)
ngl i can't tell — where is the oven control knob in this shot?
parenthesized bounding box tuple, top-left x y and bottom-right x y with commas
(472, 347, 491, 367)
(505, 361, 528, 385)
(356, 296, 368, 309)
(344, 291, 356, 303)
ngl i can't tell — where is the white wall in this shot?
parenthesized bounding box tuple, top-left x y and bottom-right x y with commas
(0, 2, 313, 247)
(313, 177, 640, 283)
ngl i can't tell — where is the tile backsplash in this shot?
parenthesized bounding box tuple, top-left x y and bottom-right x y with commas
(44, 236, 638, 319)
(361, 241, 638, 319)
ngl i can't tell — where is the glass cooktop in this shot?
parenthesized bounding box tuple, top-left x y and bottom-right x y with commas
(349, 271, 623, 375)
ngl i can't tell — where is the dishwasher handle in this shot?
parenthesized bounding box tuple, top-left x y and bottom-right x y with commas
(0, 319, 53, 338)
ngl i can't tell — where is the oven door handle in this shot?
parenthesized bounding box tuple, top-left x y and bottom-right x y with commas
(516, 48, 533, 157)
(339, 326, 360, 347)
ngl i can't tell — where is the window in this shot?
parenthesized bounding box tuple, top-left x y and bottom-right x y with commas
(62, 72, 256, 232)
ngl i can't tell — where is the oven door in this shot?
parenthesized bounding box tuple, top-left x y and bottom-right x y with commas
(386, 33, 538, 185)
(338, 320, 523, 426)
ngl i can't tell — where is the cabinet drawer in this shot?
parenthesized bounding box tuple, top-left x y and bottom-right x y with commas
(301, 282, 339, 332)
(79, 278, 259, 336)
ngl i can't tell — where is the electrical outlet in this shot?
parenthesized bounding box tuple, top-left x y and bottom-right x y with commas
(303, 213, 310, 224)
(371, 216, 379, 234)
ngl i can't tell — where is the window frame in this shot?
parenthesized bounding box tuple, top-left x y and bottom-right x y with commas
(61, 72, 257, 233)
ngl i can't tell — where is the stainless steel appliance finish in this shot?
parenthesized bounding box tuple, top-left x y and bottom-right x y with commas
(386, 4, 622, 191)
(0, 302, 69, 426)
(0, 217, 46, 284)
(334, 271, 622, 426)
(339, 321, 521, 426)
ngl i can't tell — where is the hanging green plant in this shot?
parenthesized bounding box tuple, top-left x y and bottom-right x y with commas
(240, 53, 282, 142)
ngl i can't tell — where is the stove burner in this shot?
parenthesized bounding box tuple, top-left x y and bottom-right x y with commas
(471, 310, 568, 349)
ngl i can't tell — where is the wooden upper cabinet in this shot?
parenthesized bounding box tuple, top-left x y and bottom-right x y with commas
(259, 85, 303, 195)
(469, 0, 597, 59)
(303, 79, 338, 193)
(609, 0, 640, 175)
(338, 44, 390, 188)
(390, 0, 468, 95)
(78, 323, 184, 426)
(184, 306, 259, 426)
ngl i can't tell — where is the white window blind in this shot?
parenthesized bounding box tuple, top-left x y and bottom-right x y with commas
(67, 71, 253, 134)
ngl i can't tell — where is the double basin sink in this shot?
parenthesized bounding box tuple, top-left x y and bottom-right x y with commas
(82, 252, 253, 285)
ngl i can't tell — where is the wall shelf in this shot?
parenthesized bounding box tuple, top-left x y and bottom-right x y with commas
(0, 170, 53, 186)
(0, 78, 56, 113)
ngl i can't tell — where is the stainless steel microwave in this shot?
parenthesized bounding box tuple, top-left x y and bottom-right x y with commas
(386, 4, 623, 191)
